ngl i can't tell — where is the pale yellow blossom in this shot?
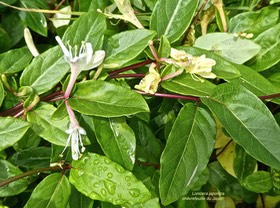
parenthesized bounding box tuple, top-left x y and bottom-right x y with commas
(135, 63, 161, 94)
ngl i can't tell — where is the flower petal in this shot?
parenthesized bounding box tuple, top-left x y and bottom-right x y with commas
(83, 50, 106, 71)
(55, 36, 70, 58)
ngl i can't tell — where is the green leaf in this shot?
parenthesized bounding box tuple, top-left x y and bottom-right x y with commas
(0, 160, 29, 197)
(91, 116, 136, 170)
(0, 47, 32, 74)
(208, 161, 257, 203)
(242, 171, 273, 193)
(228, 6, 279, 36)
(19, 0, 48, 37)
(63, 12, 106, 50)
(27, 103, 69, 146)
(20, 46, 69, 95)
(68, 185, 94, 208)
(70, 153, 151, 205)
(81, 0, 110, 12)
(161, 73, 216, 97)
(248, 23, 280, 71)
(201, 83, 280, 169)
(159, 103, 216, 205)
(68, 80, 149, 117)
(129, 119, 162, 163)
(0, 27, 12, 52)
(194, 33, 261, 64)
(0, 80, 4, 106)
(24, 173, 71, 208)
(11, 147, 51, 169)
(182, 46, 241, 79)
(158, 35, 171, 58)
(150, 0, 199, 43)
(104, 29, 156, 69)
(233, 144, 257, 182)
(228, 64, 280, 104)
(0, 116, 30, 151)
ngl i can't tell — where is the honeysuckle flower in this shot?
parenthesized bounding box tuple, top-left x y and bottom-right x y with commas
(185, 54, 217, 82)
(164, 48, 216, 82)
(61, 124, 86, 160)
(51, 6, 71, 28)
(61, 100, 87, 160)
(135, 63, 161, 94)
(55, 36, 105, 98)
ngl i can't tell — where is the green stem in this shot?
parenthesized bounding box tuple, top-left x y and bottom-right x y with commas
(0, 164, 71, 188)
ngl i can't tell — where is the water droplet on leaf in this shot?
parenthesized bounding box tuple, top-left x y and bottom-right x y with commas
(107, 172, 113, 178)
(129, 188, 141, 197)
(101, 188, 107, 196)
(115, 165, 125, 173)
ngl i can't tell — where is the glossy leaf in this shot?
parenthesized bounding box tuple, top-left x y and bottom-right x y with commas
(201, 83, 280, 169)
(161, 73, 216, 97)
(20, 46, 69, 95)
(91, 116, 136, 170)
(228, 64, 280, 104)
(0, 116, 30, 151)
(182, 46, 241, 79)
(0, 47, 32, 74)
(159, 103, 216, 205)
(208, 161, 257, 203)
(150, 0, 199, 43)
(0, 160, 28, 197)
(63, 12, 106, 50)
(19, 0, 48, 36)
(27, 103, 69, 146)
(242, 171, 273, 193)
(11, 147, 51, 169)
(248, 23, 280, 71)
(68, 80, 149, 117)
(233, 145, 257, 182)
(24, 173, 71, 208)
(194, 33, 261, 64)
(0, 27, 12, 52)
(104, 29, 156, 68)
(229, 7, 279, 36)
(70, 153, 151, 205)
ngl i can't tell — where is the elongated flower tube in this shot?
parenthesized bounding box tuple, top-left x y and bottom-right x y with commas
(55, 36, 105, 98)
(60, 100, 86, 160)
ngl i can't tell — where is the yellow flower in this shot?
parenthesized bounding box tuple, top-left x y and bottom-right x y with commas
(185, 54, 216, 82)
(135, 63, 161, 94)
(166, 48, 216, 82)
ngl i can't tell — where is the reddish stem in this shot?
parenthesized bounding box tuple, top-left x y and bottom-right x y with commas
(109, 60, 153, 76)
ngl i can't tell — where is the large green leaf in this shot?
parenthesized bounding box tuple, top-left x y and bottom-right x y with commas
(159, 103, 216, 205)
(228, 6, 279, 36)
(201, 83, 280, 169)
(228, 64, 280, 104)
(194, 33, 261, 64)
(0, 160, 29, 197)
(0, 47, 32, 74)
(91, 116, 136, 170)
(0, 116, 30, 151)
(27, 103, 69, 146)
(208, 161, 257, 203)
(233, 144, 257, 182)
(68, 185, 94, 208)
(103, 29, 156, 69)
(20, 46, 69, 95)
(24, 173, 71, 208)
(63, 12, 106, 50)
(68, 80, 149, 117)
(161, 74, 216, 97)
(150, 0, 199, 43)
(70, 153, 151, 205)
(248, 23, 280, 71)
(19, 0, 48, 36)
(11, 147, 51, 169)
(182, 46, 241, 79)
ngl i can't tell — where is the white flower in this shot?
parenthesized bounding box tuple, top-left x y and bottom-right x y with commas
(135, 63, 161, 94)
(24, 28, 39, 57)
(61, 124, 86, 160)
(55, 36, 105, 72)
